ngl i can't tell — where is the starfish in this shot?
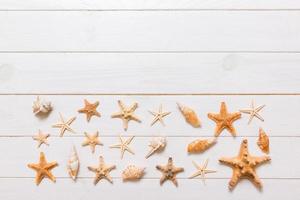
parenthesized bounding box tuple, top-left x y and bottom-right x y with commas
(88, 156, 116, 185)
(149, 104, 171, 126)
(32, 129, 49, 148)
(111, 100, 141, 131)
(156, 157, 184, 187)
(27, 152, 58, 185)
(78, 99, 101, 122)
(189, 159, 216, 185)
(219, 139, 271, 190)
(240, 100, 265, 124)
(52, 113, 76, 137)
(82, 131, 103, 153)
(110, 135, 135, 159)
(208, 102, 241, 137)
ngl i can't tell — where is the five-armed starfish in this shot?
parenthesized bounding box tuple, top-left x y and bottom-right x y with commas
(32, 129, 50, 148)
(110, 135, 135, 159)
(149, 104, 171, 126)
(82, 131, 103, 153)
(52, 113, 76, 137)
(189, 159, 216, 185)
(78, 99, 101, 122)
(240, 100, 265, 124)
(156, 157, 184, 186)
(88, 156, 116, 185)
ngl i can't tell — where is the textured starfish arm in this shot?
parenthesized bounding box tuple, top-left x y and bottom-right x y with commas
(239, 109, 252, 114)
(44, 171, 56, 182)
(93, 176, 101, 185)
(35, 172, 43, 185)
(45, 162, 58, 170)
(148, 111, 156, 116)
(228, 171, 242, 190)
(130, 115, 141, 122)
(117, 100, 125, 110)
(219, 157, 235, 166)
(125, 147, 135, 155)
(67, 117, 76, 125)
(52, 123, 64, 128)
(82, 141, 90, 146)
(207, 113, 219, 122)
(87, 166, 97, 172)
(159, 175, 167, 185)
(214, 124, 225, 136)
(251, 156, 271, 166)
(254, 113, 264, 121)
(171, 177, 179, 186)
(156, 165, 164, 171)
(27, 164, 40, 170)
(251, 172, 263, 188)
(122, 119, 129, 131)
(129, 102, 138, 112)
(173, 167, 184, 173)
(109, 144, 121, 149)
(230, 112, 242, 121)
(226, 125, 237, 136)
(105, 174, 113, 183)
(189, 171, 202, 179)
(111, 113, 123, 118)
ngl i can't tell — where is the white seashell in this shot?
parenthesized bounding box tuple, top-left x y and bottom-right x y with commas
(32, 96, 52, 115)
(122, 165, 145, 181)
(67, 146, 80, 181)
(145, 137, 166, 159)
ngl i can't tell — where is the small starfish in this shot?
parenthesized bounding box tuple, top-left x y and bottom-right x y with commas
(111, 100, 141, 131)
(82, 131, 103, 153)
(52, 113, 76, 137)
(88, 156, 116, 185)
(32, 129, 50, 148)
(27, 152, 58, 185)
(149, 104, 171, 126)
(78, 99, 101, 122)
(240, 100, 265, 124)
(208, 102, 241, 137)
(156, 157, 184, 187)
(189, 159, 216, 185)
(219, 139, 271, 190)
(110, 135, 135, 159)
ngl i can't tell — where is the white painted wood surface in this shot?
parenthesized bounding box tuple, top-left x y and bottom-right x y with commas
(0, 0, 299, 199)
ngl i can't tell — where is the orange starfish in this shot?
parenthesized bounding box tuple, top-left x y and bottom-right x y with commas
(78, 99, 101, 122)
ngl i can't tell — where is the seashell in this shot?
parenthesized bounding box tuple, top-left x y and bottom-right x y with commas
(122, 165, 145, 181)
(257, 128, 269, 154)
(177, 102, 201, 128)
(32, 96, 52, 115)
(67, 146, 80, 181)
(187, 138, 217, 153)
(145, 137, 166, 159)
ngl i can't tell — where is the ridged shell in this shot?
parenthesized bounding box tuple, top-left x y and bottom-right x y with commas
(187, 138, 216, 153)
(33, 96, 52, 115)
(177, 103, 201, 128)
(257, 128, 269, 154)
(67, 146, 80, 181)
(122, 165, 145, 181)
(145, 137, 166, 159)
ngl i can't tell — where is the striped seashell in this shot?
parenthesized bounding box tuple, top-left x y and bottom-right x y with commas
(257, 128, 270, 154)
(177, 103, 201, 128)
(67, 146, 80, 181)
(145, 137, 166, 159)
(187, 138, 217, 153)
(122, 165, 145, 181)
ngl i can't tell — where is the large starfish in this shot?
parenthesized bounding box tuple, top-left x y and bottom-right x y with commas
(110, 135, 135, 159)
(208, 102, 241, 137)
(189, 159, 216, 185)
(52, 113, 76, 137)
(88, 156, 116, 185)
(149, 104, 171, 126)
(27, 152, 58, 185)
(219, 139, 271, 190)
(156, 157, 184, 187)
(240, 100, 265, 124)
(82, 131, 103, 153)
(32, 129, 49, 148)
(78, 99, 101, 122)
(111, 100, 141, 131)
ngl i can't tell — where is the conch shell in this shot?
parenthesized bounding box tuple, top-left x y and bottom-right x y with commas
(145, 137, 166, 159)
(32, 96, 52, 115)
(122, 165, 145, 181)
(257, 128, 269, 154)
(187, 138, 217, 153)
(177, 103, 201, 128)
(67, 146, 80, 181)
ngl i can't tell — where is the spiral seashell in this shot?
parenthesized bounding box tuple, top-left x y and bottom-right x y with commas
(122, 165, 145, 181)
(145, 137, 166, 159)
(32, 96, 52, 115)
(67, 146, 80, 181)
(257, 128, 269, 154)
(187, 138, 217, 153)
(177, 103, 201, 128)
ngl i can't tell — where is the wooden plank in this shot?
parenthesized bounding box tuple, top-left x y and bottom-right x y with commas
(0, 12, 300, 52)
(0, 53, 299, 93)
(0, 95, 298, 136)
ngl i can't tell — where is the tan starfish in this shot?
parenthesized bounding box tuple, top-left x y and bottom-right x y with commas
(110, 135, 135, 159)
(27, 152, 58, 185)
(208, 102, 241, 137)
(82, 131, 103, 153)
(156, 157, 184, 187)
(88, 156, 116, 185)
(189, 159, 216, 185)
(32, 129, 49, 148)
(149, 104, 171, 126)
(219, 139, 271, 190)
(111, 100, 141, 131)
(52, 113, 76, 137)
(240, 100, 265, 124)
(78, 99, 101, 122)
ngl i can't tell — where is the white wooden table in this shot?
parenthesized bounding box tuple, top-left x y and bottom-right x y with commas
(0, 1, 299, 200)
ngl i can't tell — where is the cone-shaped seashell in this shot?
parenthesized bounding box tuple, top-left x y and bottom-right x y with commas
(145, 137, 166, 159)
(122, 165, 145, 181)
(67, 146, 80, 181)
(187, 138, 217, 153)
(177, 103, 201, 128)
(257, 128, 270, 154)
(33, 96, 52, 115)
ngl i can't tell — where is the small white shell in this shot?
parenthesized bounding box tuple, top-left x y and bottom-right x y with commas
(122, 165, 145, 181)
(33, 96, 52, 115)
(145, 137, 166, 159)
(67, 146, 80, 181)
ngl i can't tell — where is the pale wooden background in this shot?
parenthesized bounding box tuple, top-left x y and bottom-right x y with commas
(0, 1, 300, 200)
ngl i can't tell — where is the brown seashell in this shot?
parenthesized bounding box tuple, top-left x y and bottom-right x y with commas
(177, 103, 201, 128)
(122, 165, 145, 181)
(257, 128, 270, 154)
(187, 138, 217, 153)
